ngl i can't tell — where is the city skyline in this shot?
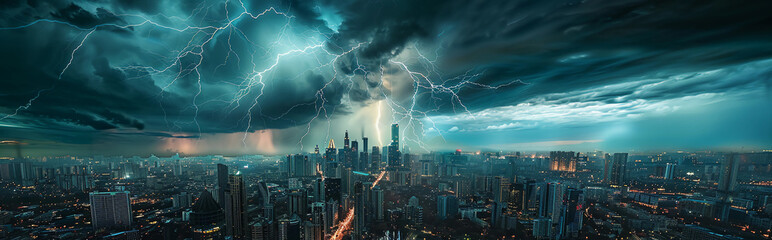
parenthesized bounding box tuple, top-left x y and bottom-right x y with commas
(0, 1, 771, 239)
(0, 0, 770, 157)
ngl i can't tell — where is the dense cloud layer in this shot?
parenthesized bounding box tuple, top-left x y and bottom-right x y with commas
(0, 0, 770, 155)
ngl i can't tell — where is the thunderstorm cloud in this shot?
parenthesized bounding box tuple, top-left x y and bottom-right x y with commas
(0, 0, 770, 156)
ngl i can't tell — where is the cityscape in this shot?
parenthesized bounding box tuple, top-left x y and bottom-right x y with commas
(1, 0, 771, 240)
(1, 126, 772, 239)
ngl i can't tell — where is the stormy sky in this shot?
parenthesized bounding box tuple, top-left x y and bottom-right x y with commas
(0, 0, 770, 157)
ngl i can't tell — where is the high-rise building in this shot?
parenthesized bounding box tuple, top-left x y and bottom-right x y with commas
(533, 217, 552, 239)
(370, 146, 381, 171)
(405, 196, 423, 225)
(288, 154, 307, 177)
(388, 124, 401, 167)
(324, 178, 342, 202)
(610, 153, 628, 185)
(437, 195, 459, 220)
(603, 153, 611, 183)
(90, 191, 132, 229)
(190, 190, 225, 239)
(256, 181, 272, 220)
(372, 186, 384, 221)
(289, 189, 308, 217)
(226, 175, 247, 239)
(217, 164, 228, 207)
(718, 154, 741, 193)
(539, 182, 562, 222)
(172, 192, 193, 209)
(491, 201, 506, 229)
(557, 188, 584, 239)
(310, 202, 326, 240)
(250, 218, 274, 240)
(493, 176, 511, 203)
(278, 214, 301, 240)
(353, 181, 367, 237)
(361, 137, 369, 170)
(344, 130, 350, 149)
(549, 151, 576, 172)
(325, 139, 337, 163)
(664, 163, 676, 180)
(351, 140, 359, 170)
(324, 200, 339, 235)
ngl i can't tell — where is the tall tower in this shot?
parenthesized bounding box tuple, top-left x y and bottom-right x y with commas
(718, 153, 740, 194)
(388, 124, 401, 167)
(226, 174, 247, 239)
(311, 202, 326, 240)
(353, 181, 366, 237)
(610, 153, 628, 185)
(344, 130, 350, 149)
(217, 164, 228, 207)
(348, 141, 362, 171)
(391, 124, 399, 148)
(325, 139, 337, 162)
(361, 137, 369, 171)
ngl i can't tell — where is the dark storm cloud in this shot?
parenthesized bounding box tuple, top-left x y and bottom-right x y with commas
(325, 0, 772, 111)
(0, 0, 770, 155)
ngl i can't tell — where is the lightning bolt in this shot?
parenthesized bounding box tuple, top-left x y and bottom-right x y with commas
(0, 1, 525, 155)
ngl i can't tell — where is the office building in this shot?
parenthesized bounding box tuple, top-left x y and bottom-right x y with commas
(190, 190, 225, 240)
(437, 195, 459, 220)
(550, 151, 576, 172)
(90, 191, 132, 229)
(609, 153, 628, 185)
(226, 175, 247, 239)
(718, 154, 741, 193)
(217, 164, 228, 207)
(664, 163, 675, 180)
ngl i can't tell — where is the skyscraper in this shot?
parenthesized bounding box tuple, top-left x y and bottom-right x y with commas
(664, 163, 676, 180)
(288, 154, 307, 177)
(388, 124, 401, 167)
(324, 178, 342, 202)
(310, 202, 326, 240)
(217, 164, 228, 207)
(372, 186, 384, 221)
(493, 176, 510, 203)
(351, 140, 359, 170)
(539, 182, 562, 221)
(89, 191, 132, 229)
(278, 214, 301, 240)
(361, 137, 369, 170)
(370, 146, 381, 171)
(172, 192, 193, 209)
(549, 151, 576, 172)
(437, 195, 459, 220)
(405, 196, 423, 225)
(226, 174, 247, 239)
(325, 139, 336, 162)
(533, 217, 552, 239)
(288, 189, 308, 217)
(718, 153, 741, 193)
(257, 180, 272, 220)
(353, 181, 367, 237)
(344, 130, 350, 149)
(250, 218, 274, 240)
(558, 188, 584, 239)
(610, 153, 628, 185)
(603, 153, 611, 183)
(190, 190, 225, 239)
